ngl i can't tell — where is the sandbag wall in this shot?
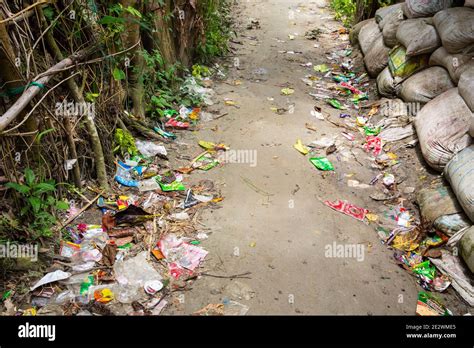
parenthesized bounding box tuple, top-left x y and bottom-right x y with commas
(354, 0, 474, 272)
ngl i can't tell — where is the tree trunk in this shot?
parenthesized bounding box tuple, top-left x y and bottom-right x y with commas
(145, 0, 177, 68)
(120, 0, 145, 120)
(174, 0, 201, 67)
(0, 3, 40, 160)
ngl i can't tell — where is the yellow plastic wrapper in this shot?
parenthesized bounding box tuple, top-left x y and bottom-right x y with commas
(94, 288, 114, 303)
(294, 139, 309, 155)
(392, 229, 421, 251)
(281, 88, 295, 95)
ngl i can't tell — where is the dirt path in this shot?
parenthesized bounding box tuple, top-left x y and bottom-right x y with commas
(172, 0, 423, 315)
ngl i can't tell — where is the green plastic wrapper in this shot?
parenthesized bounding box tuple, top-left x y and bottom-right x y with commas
(193, 153, 219, 171)
(159, 180, 186, 192)
(327, 99, 344, 110)
(80, 275, 94, 295)
(363, 126, 381, 136)
(412, 260, 436, 280)
(314, 64, 329, 73)
(310, 157, 334, 171)
(388, 45, 429, 80)
(351, 93, 368, 104)
(416, 291, 452, 316)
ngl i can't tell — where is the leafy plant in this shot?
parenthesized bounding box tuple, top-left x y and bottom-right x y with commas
(330, 0, 395, 26)
(192, 64, 211, 79)
(114, 128, 138, 156)
(140, 49, 202, 118)
(5, 169, 69, 238)
(196, 0, 232, 62)
(331, 0, 357, 26)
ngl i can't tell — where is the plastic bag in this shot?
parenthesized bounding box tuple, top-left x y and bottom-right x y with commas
(459, 226, 474, 273)
(375, 3, 404, 24)
(135, 140, 167, 157)
(114, 251, 162, 287)
(416, 184, 466, 230)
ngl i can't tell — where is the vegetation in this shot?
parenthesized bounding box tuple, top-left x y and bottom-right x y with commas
(331, 0, 396, 26)
(5, 169, 68, 239)
(0, 0, 231, 245)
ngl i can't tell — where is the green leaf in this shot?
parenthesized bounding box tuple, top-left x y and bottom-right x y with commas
(28, 197, 41, 214)
(43, 6, 55, 21)
(46, 196, 55, 205)
(35, 128, 55, 144)
(5, 182, 30, 195)
(113, 67, 126, 81)
(99, 15, 125, 25)
(85, 92, 100, 102)
(33, 183, 56, 195)
(25, 168, 35, 186)
(55, 201, 69, 210)
(20, 206, 29, 216)
(125, 6, 142, 18)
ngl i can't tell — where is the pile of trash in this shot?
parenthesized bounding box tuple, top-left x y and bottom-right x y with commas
(347, 0, 474, 312)
(296, 1, 473, 314)
(2, 77, 234, 316)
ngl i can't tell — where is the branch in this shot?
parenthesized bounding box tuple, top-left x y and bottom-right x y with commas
(0, 0, 53, 24)
(0, 48, 92, 132)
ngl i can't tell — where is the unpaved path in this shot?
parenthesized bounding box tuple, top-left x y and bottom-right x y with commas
(170, 0, 427, 315)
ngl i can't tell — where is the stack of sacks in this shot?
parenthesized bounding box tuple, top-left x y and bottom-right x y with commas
(458, 68, 474, 136)
(429, 7, 474, 84)
(361, 1, 474, 104)
(355, 18, 390, 77)
(413, 6, 474, 173)
(351, 1, 474, 278)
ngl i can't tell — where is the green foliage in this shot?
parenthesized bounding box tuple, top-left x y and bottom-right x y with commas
(5, 169, 68, 238)
(192, 64, 211, 79)
(331, 0, 395, 26)
(114, 128, 138, 157)
(331, 0, 357, 26)
(139, 50, 202, 118)
(112, 67, 126, 81)
(100, 3, 143, 36)
(43, 6, 55, 21)
(196, 0, 232, 63)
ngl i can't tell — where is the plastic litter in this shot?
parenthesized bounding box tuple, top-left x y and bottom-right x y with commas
(324, 200, 368, 221)
(294, 139, 309, 155)
(30, 271, 71, 291)
(310, 157, 334, 171)
(416, 291, 452, 316)
(135, 140, 167, 157)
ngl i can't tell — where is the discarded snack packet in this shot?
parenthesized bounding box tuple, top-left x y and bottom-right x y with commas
(364, 136, 382, 157)
(416, 291, 452, 316)
(324, 199, 368, 221)
(310, 157, 334, 171)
